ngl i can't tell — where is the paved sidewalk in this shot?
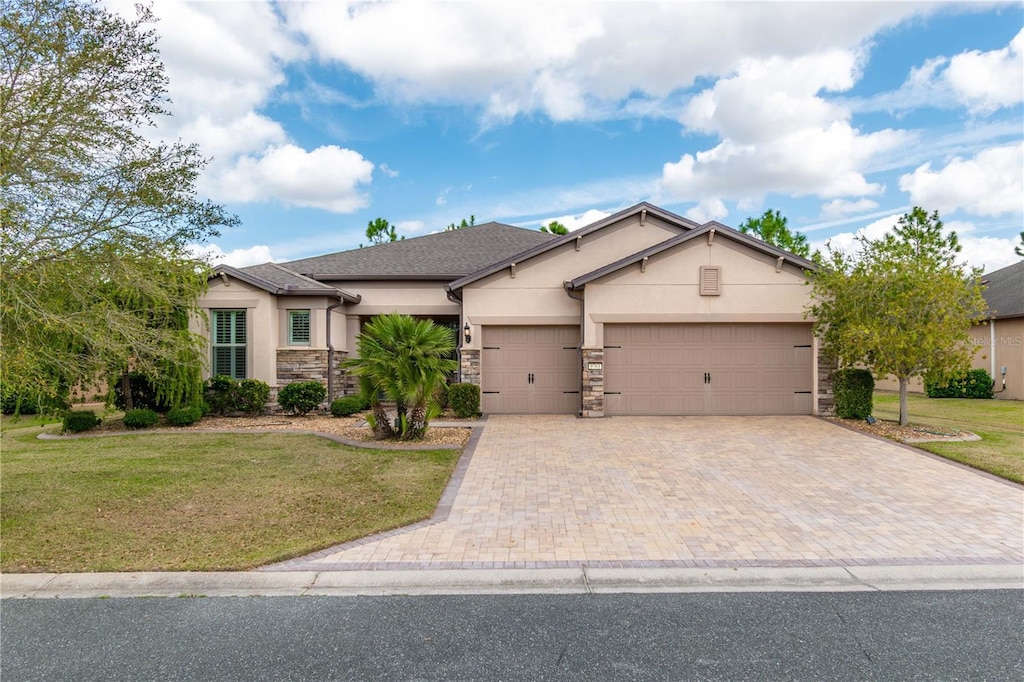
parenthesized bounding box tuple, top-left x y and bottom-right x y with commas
(266, 416, 1024, 572)
(3, 564, 1022, 598)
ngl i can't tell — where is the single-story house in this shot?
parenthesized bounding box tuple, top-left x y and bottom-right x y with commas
(876, 260, 1023, 400)
(196, 202, 835, 416)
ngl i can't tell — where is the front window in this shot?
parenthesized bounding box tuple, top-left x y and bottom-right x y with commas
(289, 310, 311, 345)
(212, 309, 246, 379)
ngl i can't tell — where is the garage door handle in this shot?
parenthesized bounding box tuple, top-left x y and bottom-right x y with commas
(527, 373, 534, 384)
(704, 372, 711, 384)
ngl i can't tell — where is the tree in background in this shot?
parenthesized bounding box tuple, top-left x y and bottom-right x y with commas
(362, 217, 402, 246)
(739, 209, 811, 258)
(806, 208, 987, 426)
(344, 314, 457, 440)
(1, 0, 237, 408)
(1015, 230, 1023, 257)
(540, 220, 569, 235)
(445, 215, 475, 230)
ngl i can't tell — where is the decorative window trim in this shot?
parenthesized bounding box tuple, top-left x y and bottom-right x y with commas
(699, 265, 722, 296)
(288, 310, 311, 346)
(211, 309, 247, 379)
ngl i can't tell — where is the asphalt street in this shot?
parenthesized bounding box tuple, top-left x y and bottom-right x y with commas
(2, 590, 1022, 681)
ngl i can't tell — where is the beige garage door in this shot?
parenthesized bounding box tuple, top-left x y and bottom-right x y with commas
(604, 324, 813, 415)
(481, 326, 580, 414)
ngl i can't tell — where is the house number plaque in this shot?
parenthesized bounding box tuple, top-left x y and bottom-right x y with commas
(587, 362, 603, 371)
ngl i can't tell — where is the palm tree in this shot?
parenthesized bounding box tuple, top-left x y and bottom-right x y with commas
(344, 313, 457, 440)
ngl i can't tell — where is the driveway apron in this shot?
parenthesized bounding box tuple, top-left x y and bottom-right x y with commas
(266, 416, 1024, 571)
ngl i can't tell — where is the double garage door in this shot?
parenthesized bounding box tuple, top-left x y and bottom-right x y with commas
(480, 323, 813, 415)
(604, 324, 813, 415)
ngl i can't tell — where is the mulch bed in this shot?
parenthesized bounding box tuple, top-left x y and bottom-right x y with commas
(827, 417, 978, 443)
(82, 410, 474, 448)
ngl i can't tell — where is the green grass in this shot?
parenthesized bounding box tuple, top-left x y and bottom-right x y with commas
(873, 391, 1023, 484)
(0, 423, 460, 573)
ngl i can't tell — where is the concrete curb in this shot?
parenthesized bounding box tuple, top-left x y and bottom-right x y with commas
(3, 564, 1021, 599)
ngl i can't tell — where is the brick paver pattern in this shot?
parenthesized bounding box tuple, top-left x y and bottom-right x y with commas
(270, 416, 1024, 570)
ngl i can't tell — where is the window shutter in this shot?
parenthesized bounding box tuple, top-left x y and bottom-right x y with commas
(699, 266, 722, 296)
(289, 310, 310, 345)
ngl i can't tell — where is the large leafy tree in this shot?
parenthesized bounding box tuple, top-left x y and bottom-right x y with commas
(807, 208, 987, 425)
(345, 314, 457, 440)
(1, 0, 236, 407)
(739, 209, 811, 258)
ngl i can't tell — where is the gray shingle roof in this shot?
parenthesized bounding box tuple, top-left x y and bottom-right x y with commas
(211, 263, 359, 302)
(981, 260, 1023, 319)
(279, 222, 556, 279)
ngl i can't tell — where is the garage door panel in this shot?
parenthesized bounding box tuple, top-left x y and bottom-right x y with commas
(481, 325, 579, 414)
(606, 323, 813, 416)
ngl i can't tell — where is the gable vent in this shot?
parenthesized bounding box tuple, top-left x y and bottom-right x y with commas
(699, 265, 722, 296)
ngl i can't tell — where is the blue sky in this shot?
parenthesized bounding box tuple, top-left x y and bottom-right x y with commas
(128, 1, 1023, 272)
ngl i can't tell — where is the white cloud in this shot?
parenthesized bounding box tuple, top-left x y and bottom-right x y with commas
(395, 220, 426, 235)
(686, 198, 729, 224)
(812, 213, 901, 256)
(541, 209, 612, 232)
(283, 1, 925, 123)
(945, 28, 1024, 115)
(214, 144, 375, 213)
(820, 198, 880, 220)
(379, 164, 400, 178)
(189, 243, 275, 268)
(858, 28, 1024, 116)
(898, 143, 1024, 217)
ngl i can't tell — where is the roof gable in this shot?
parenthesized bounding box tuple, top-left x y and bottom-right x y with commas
(567, 222, 817, 290)
(279, 222, 555, 280)
(448, 202, 698, 291)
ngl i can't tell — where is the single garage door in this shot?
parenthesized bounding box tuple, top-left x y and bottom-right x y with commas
(481, 326, 580, 414)
(604, 324, 813, 415)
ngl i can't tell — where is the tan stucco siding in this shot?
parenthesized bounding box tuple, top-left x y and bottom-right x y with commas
(322, 280, 458, 318)
(973, 318, 1024, 400)
(274, 297, 344, 351)
(581, 239, 813, 347)
(196, 279, 278, 385)
(460, 216, 681, 350)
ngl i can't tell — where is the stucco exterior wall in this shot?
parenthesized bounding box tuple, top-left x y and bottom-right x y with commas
(460, 216, 681, 350)
(322, 280, 458, 319)
(196, 278, 278, 386)
(580, 238, 813, 347)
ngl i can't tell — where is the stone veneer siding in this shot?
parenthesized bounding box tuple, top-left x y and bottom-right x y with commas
(276, 348, 351, 401)
(817, 353, 837, 416)
(581, 348, 604, 418)
(460, 349, 481, 385)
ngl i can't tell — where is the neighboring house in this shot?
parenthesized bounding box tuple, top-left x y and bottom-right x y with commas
(196, 202, 835, 416)
(877, 260, 1024, 400)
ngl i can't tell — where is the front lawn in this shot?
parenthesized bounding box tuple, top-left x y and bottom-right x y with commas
(0, 423, 460, 572)
(872, 391, 1023, 484)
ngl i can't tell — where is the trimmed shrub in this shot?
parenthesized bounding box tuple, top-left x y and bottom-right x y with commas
(123, 408, 159, 429)
(203, 375, 237, 416)
(236, 379, 270, 416)
(330, 396, 365, 417)
(166, 405, 202, 426)
(278, 381, 327, 415)
(833, 368, 874, 419)
(63, 410, 101, 433)
(926, 369, 994, 399)
(448, 382, 480, 418)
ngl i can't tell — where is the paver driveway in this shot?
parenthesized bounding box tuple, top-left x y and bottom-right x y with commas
(267, 416, 1024, 571)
